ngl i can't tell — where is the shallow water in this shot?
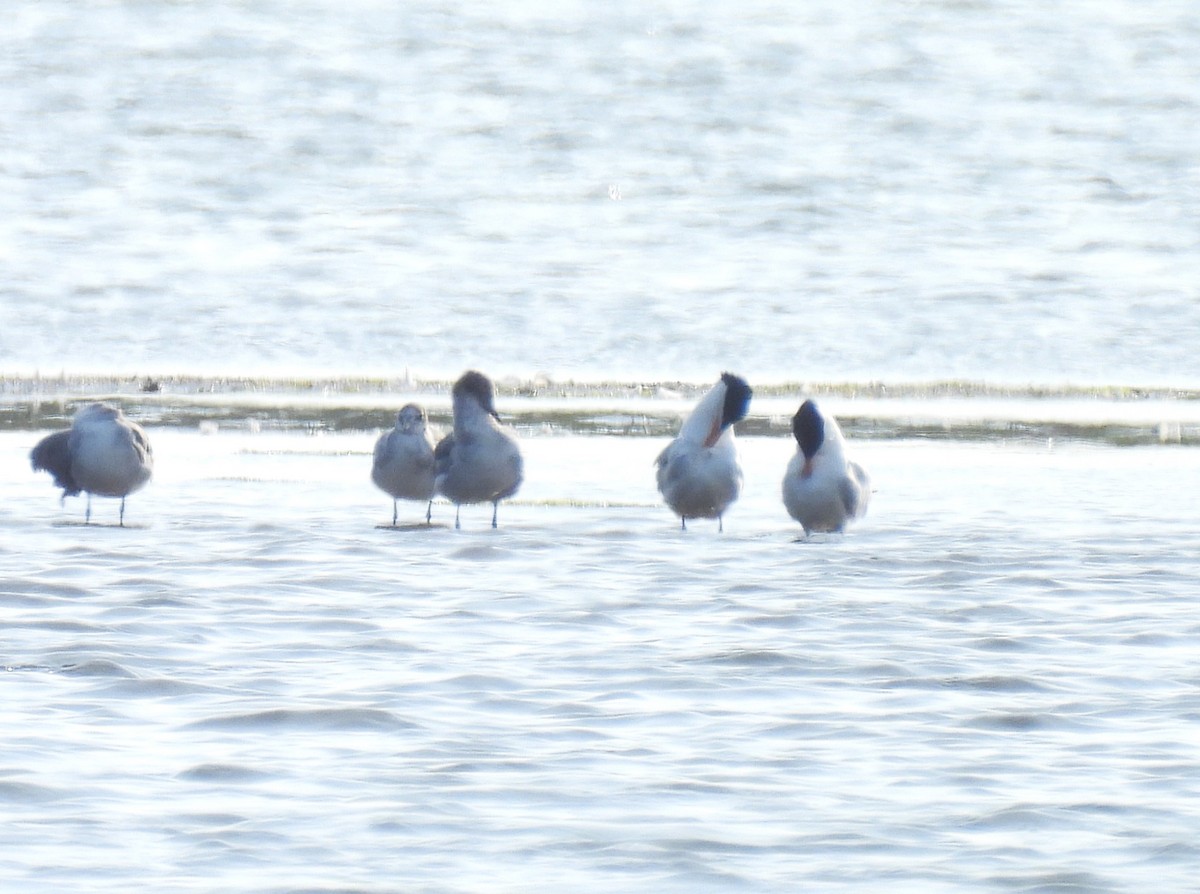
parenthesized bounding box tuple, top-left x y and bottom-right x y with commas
(4, 421, 1200, 892)
(4, 0, 1200, 888)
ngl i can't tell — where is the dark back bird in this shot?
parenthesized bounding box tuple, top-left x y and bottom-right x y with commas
(433, 370, 523, 529)
(31, 402, 153, 525)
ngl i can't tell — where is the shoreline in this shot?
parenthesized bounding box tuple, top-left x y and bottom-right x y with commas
(2, 373, 1198, 445)
(4, 371, 1200, 402)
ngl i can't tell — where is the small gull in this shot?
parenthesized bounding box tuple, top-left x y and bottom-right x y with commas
(434, 370, 523, 530)
(371, 403, 437, 525)
(781, 399, 871, 536)
(655, 372, 753, 532)
(30, 401, 154, 526)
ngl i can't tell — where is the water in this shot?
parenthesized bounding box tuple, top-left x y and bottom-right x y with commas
(4, 417, 1200, 892)
(1, 0, 1198, 384)
(4, 0, 1200, 890)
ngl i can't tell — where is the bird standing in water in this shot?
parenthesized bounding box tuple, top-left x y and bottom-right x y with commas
(372, 403, 437, 525)
(434, 370, 523, 530)
(655, 372, 753, 532)
(782, 399, 870, 536)
(30, 401, 154, 526)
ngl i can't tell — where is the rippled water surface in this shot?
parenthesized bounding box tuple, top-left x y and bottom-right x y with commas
(1, 0, 1198, 384)
(4, 423, 1200, 892)
(4, 0, 1200, 889)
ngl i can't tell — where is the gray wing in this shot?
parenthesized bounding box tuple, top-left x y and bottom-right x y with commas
(30, 430, 80, 496)
(372, 430, 393, 468)
(838, 476, 860, 520)
(433, 432, 456, 478)
(654, 441, 682, 488)
(841, 462, 871, 519)
(129, 422, 153, 463)
(495, 446, 524, 501)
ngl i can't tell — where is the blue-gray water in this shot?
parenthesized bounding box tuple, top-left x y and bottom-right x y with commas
(4, 0, 1200, 891)
(4, 424, 1200, 893)
(1, 0, 1198, 385)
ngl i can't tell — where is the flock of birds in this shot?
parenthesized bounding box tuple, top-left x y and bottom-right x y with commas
(29, 370, 871, 536)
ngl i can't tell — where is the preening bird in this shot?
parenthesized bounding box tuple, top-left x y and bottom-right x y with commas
(372, 403, 437, 525)
(655, 372, 753, 532)
(434, 370, 523, 529)
(781, 399, 870, 536)
(30, 401, 154, 526)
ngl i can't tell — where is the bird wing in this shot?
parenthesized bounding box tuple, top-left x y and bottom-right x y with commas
(129, 423, 153, 462)
(838, 476, 860, 519)
(30, 430, 81, 496)
(654, 441, 673, 471)
(433, 432, 456, 477)
(841, 462, 872, 518)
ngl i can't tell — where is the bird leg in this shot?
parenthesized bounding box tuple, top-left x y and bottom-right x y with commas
(491, 502, 498, 528)
(425, 500, 432, 525)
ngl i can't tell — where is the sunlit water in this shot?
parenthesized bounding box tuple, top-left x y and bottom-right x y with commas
(4, 0, 1200, 889)
(1, 0, 1198, 385)
(4, 420, 1200, 892)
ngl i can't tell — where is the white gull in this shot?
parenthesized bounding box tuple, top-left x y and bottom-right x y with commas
(655, 372, 753, 532)
(782, 399, 871, 536)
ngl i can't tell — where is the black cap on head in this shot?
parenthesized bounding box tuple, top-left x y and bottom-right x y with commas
(792, 399, 825, 459)
(719, 372, 752, 429)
